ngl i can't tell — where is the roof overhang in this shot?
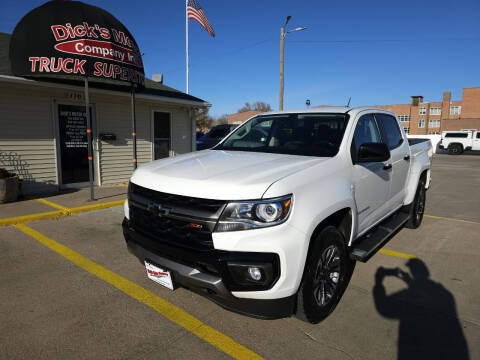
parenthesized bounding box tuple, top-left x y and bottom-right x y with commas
(0, 75, 210, 107)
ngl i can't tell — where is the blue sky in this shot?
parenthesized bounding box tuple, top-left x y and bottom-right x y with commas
(1, 0, 479, 117)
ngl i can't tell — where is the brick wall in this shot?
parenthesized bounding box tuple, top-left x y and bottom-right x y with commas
(369, 87, 480, 135)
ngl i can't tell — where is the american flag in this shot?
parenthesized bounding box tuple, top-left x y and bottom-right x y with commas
(187, 0, 215, 38)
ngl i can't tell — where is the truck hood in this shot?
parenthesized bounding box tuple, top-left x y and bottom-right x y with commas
(130, 150, 326, 200)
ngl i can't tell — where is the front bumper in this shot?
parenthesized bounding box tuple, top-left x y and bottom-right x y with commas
(123, 219, 296, 319)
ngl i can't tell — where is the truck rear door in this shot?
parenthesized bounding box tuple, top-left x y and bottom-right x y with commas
(374, 113, 410, 210)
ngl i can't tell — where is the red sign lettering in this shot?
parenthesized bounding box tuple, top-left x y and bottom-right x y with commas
(28, 57, 39, 72)
(73, 59, 86, 74)
(62, 58, 73, 73)
(111, 29, 132, 48)
(51, 25, 68, 41)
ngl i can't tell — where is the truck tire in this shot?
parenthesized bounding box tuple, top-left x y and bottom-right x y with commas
(404, 177, 426, 229)
(296, 226, 355, 323)
(448, 144, 463, 155)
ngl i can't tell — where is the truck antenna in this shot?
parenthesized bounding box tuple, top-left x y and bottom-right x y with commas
(346, 97, 351, 107)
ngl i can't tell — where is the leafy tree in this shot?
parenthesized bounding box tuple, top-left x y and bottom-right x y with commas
(237, 101, 272, 113)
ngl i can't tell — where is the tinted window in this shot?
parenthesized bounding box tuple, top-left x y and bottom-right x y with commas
(154, 112, 170, 139)
(445, 133, 468, 138)
(215, 113, 349, 157)
(375, 114, 403, 150)
(352, 114, 382, 155)
(477, 133, 480, 139)
(208, 128, 231, 139)
(153, 112, 171, 160)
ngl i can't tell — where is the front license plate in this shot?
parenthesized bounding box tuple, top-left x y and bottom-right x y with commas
(145, 260, 174, 290)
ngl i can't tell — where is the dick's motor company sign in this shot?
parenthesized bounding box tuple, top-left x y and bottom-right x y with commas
(28, 22, 144, 83)
(10, 1, 145, 86)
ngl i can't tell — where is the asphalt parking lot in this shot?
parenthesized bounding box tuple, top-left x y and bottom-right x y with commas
(1, 153, 479, 360)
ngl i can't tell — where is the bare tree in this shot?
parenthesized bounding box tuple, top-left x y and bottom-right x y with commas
(195, 107, 213, 132)
(237, 102, 272, 113)
(214, 114, 228, 125)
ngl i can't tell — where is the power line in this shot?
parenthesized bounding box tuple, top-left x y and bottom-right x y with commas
(290, 37, 480, 44)
(161, 38, 275, 75)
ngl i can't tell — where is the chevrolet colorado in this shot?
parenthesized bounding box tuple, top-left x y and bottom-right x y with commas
(123, 107, 432, 323)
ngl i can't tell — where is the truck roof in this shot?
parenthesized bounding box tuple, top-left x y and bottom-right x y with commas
(261, 106, 395, 116)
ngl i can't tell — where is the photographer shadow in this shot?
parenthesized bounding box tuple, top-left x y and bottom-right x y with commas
(373, 259, 469, 360)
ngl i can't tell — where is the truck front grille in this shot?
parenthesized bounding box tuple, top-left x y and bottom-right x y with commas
(128, 184, 229, 251)
(130, 183, 226, 216)
(129, 206, 214, 251)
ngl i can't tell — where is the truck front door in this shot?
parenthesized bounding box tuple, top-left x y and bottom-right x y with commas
(474, 132, 480, 150)
(351, 113, 391, 234)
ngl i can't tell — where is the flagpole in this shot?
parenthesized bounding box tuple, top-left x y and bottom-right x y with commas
(186, 0, 189, 94)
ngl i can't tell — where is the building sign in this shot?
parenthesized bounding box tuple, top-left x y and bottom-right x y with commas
(10, 1, 145, 86)
(59, 106, 88, 149)
(58, 104, 91, 184)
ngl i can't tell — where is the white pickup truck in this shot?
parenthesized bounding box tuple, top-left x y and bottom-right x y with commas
(439, 130, 480, 154)
(123, 107, 432, 323)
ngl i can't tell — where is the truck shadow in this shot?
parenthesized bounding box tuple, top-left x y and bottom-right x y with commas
(373, 259, 469, 360)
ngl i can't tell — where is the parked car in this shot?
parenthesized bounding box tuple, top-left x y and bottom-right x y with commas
(123, 107, 432, 323)
(196, 124, 237, 150)
(439, 130, 480, 154)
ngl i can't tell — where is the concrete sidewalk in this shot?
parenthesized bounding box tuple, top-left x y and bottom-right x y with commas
(0, 185, 127, 223)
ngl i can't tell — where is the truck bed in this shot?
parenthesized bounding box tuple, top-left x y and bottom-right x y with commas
(408, 138, 433, 158)
(408, 138, 430, 146)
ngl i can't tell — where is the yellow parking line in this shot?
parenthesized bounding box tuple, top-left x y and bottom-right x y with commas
(68, 200, 125, 215)
(36, 198, 70, 212)
(424, 214, 480, 225)
(14, 224, 263, 360)
(0, 210, 67, 226)
(117, 183, 128, 188)
(0, 200, 125, 226)
(379, 249, 416, 259)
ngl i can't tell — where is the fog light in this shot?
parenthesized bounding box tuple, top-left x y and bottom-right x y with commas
(248, 267, 262, 281)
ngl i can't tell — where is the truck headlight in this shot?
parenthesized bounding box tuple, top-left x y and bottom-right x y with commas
(215, 195, 292, 232)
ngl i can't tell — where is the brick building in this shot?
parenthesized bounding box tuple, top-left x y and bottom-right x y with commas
(373, 87, 480, 135)
(226, 110, 262, 125)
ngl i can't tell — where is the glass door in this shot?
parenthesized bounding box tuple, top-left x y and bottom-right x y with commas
(153, 112, 171, 160)
(57, 104, 93, 184)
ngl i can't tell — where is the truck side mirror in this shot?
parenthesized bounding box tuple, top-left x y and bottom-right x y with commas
(357, 143, 390, 163)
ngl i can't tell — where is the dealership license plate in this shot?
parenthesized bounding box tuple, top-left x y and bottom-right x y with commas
(145, 261, 174, 290)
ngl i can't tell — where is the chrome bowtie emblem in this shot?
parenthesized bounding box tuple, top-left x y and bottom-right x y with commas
(147, 202, 171, 217)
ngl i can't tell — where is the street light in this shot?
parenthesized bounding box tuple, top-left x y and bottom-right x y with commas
(279, 16, 306, 111)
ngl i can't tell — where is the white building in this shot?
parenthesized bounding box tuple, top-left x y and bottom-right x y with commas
(0, 33, 208, 194)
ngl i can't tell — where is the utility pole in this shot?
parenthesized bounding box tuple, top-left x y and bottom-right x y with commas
(279, 24, 286, 111)
(278, 16, 306, 111)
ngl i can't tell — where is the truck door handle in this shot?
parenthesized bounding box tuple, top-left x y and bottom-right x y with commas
(404, 155, 410, 161)
(383, 163, 392, 170)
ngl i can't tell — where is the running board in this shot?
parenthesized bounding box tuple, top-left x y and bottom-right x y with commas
(350, 212, 410, 262)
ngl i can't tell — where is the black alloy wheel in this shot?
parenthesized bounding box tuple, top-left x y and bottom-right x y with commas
(405, 177, 426, 229)
(448, 144, 463, 155)
(312, 245, 341, 307)
(296, 226, 355, 323)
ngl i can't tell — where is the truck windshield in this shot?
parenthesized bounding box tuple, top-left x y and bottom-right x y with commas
(214, 113, 349, 157)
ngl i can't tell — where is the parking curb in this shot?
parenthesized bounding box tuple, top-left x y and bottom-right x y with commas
(68, 200, 125, 215)
(0, 200, 125, 226)
(0, 210, 67, 226)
